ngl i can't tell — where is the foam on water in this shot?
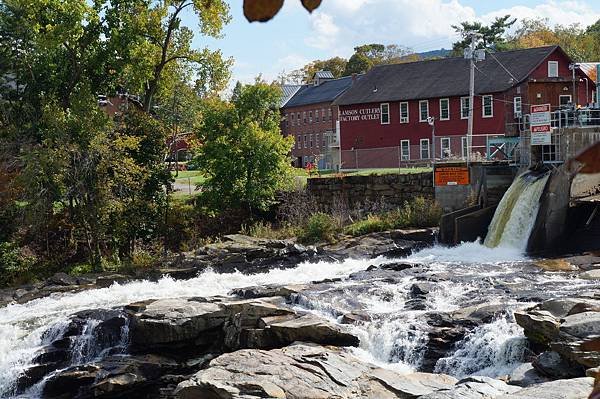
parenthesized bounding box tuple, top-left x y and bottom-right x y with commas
(0, 257, 380, 396)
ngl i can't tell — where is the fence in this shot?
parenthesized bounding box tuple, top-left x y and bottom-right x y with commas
(519, 127, 600, 166)
(339, 134, 510, 170)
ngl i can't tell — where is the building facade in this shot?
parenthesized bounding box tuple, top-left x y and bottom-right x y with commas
(332, 46, 596, 169)
(282, 73, 357, 169)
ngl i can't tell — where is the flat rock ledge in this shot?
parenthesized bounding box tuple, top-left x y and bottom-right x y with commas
(175, 342, 458, 399)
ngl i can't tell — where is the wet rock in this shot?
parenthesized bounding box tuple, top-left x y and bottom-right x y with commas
(341, 311, 372, 324)
(175, 343, 453, 399)
(229, 284, 305, 299)
(497, 377, 594, 399)
(43, 365, 100, 398)
(539, 298, 600, 318)
(95, 274, 130, 288)
(532, 351, 584, 379)
(268, 314, 359, 347)
(508, 363, 549, 387)
(418, 376, 520, 398)
(322, 230, 432, 259)
(514, 309, 560, 345)
(411, 282, 433, 297)
(581, 269, 600, 280)
(47, 272, 80, 287)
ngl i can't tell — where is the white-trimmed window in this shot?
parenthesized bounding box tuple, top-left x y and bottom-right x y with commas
(559, 95, 572, 106)
(548, 61, 559, 78)
(303, 135, 307, 148)
(514, 96, 522, 118)
(315, 133, 319, 148)
(328, 108, 332, 121)
(322, 108, 326, 122)
(309, 134, 313, 148)
(315, 110, 319, 123)
(309, 111, 313, 123)
(441, 137, 451, 158)
(297, 113, 300, 125)
(400, 102, 409, 123)
(462, 136, 468, 158)
(297, 135, 301, 149)
(482, 95, 493, 118)
(302, 111, 306, 124)
(419, 100, 429, 122)
(291, 113, 295, 126)
(380, 103, 390, 124)
(439, 98, 450, 120)
(460, 97, 470, 119)
(400, 140, 410, 160)
(420, 139, 430, 159)
(322, 134, 326, 147)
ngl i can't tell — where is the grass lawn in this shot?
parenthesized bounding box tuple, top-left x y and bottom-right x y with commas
(172, 170, 205, 186)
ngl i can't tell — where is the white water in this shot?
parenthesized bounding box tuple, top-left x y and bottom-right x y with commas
(0, 257, 381, 396)
(485, 172, 550, 250)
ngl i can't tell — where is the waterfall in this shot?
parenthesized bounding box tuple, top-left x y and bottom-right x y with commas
(484, 172, 550, 250)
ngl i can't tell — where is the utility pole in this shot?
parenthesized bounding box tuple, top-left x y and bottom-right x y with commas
(465, 32, 483, 165)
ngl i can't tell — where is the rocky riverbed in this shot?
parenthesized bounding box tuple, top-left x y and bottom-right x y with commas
(2, 231, 600, 398)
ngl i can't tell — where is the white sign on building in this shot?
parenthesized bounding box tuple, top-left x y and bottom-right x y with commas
(530, 104, 552, 146)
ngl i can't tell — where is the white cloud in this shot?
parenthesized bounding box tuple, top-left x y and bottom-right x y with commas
(302, 0, 600, 56)
(305, 12, 341, 50)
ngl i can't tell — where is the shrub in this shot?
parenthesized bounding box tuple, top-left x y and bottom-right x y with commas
(240, 221, 299, 240)
(68, 263, 93, 276)
(387, 197, 442, 229)
(0, 242, 36, 287)
(345, 215, 390, 237)
(298, 213, 338, 244)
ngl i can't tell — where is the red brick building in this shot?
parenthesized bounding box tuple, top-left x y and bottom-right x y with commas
(332, 46, 596, 169)
(282, 72, 358, 168)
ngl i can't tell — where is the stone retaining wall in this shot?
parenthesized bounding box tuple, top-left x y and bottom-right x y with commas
(306, 172, 434, 210)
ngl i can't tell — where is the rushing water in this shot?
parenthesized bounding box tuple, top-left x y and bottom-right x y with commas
(1, 169, 597, 397)
(485, 171, 550, 250)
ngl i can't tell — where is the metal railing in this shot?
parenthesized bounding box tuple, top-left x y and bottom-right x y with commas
(522, 107, 600, 130)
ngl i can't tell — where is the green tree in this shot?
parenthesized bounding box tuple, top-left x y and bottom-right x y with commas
(451, 15, 516, 56)
(343, 44, 418, 75)
(194, 82, 294, 212)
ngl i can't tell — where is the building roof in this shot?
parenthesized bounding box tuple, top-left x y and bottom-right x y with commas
(333, 46, 562, 106)
(314, 70, 335, 79)
(579, 63, 599, 82)
(280, 84, 303, 107)
(284, 76, 357, 108)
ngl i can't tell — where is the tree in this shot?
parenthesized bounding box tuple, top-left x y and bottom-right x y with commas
(194, 82, 294, 212)
(451, 15, 516, 56)
(343, 44, 418, 75)
(506, 18, 600, 62)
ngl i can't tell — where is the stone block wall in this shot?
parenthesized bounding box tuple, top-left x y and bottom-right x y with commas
(306, 172, 434, 210)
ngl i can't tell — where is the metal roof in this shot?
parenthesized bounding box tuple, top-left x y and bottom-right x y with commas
(333, 46, 563, 106)
(579, 63, 599, 82)
(314, 70, 335, 79)
(280, 84, 303, 107)
(283, 75, 358, 108)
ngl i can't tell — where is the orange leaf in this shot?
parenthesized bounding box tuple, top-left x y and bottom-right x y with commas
(243, 0, 284, 22)
(301, 0, 322, 12)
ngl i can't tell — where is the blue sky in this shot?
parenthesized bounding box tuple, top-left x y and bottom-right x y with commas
(186, 0, 600, 84)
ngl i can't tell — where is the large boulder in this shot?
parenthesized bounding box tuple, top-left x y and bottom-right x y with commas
(175, 343, 456, 399)
(508, 363, 549, 387)
(418, 376, 520, 398)
(514, 309, 560, 345)
(496, 377, 594, 399)
(532, 351, 584, 379)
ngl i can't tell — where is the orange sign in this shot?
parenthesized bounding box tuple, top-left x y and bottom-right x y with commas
(435, 167, 470, 186)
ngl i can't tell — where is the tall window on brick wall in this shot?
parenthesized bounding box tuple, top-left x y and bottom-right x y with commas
(303, 111, 306, 124)
(380, 103, 390, 124)
(420, 139, 430, 159)
(400, 140, 410, 160)
(441, 137, 450, 158)
(400, 102, 409, 123)
(514, 96, 522, 118)
(482, 95, 493, 118)
(328, 108, 332, 121)
(309, 134, 313, 148)
(322, 108, 326, 122)
(303, 135, 307, 148)
(309, 111, 313, 123)
(419, 100, 429, 122)
(315, 109, 319, 123)
(439, 98, 450, 120)
(291, 113, 295, 126)
(460, 97, 470, 119)
(548, 61, 559, 78)
(297, 135, 301, 149)
(315, 133, 319, 148)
